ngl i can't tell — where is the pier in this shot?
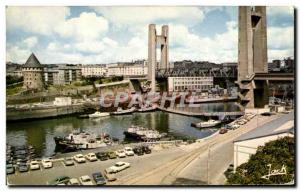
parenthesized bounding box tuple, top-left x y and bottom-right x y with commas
(158, 107, 244, 117)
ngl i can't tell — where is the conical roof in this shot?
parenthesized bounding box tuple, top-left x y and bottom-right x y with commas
(23, 53, 43, 68)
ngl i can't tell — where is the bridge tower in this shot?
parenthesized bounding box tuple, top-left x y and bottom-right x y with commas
(148, 24, 169, 92)
(237, 6, 268, 108)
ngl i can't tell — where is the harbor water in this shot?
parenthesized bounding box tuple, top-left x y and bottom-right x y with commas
(6, 102, 240, 157)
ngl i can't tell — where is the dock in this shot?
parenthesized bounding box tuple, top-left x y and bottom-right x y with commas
(158, 107, 244, 117)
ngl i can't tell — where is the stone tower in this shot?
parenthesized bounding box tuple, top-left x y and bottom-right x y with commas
(148, 24, 169, 92)
(237, 6, 268, 108)
(22, 53, 44, 90)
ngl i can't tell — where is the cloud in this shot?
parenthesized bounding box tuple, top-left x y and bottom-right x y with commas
(267, 6, 294, 17)
(54, 12, 109, 41)
(6, 46, 31, 63)
(23, 36, 38, 48)
(93, 7, 205, 26)
(6, 6, 294, 64)
(268, 26, 294, 49)
(6, 6, 70, 35)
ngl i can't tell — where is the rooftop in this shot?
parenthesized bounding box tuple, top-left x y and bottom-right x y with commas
(23, 53, 43, 68)
(234, 111, 294, 142)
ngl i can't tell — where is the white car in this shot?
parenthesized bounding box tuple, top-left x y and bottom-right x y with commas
(79, 175, 94, 185)
(85, 153, 97, 162)
(116, 150, 126, 158)
(106, 161, 130, 173)
(30, 160, 40, 170)
(74, 154, 86, 163)
(124, 147, 134, 156)
(68, 178, 80, 185)
(41, 159, 53, 169)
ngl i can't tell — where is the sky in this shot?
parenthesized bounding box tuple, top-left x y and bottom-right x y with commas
(6, 6, 294, 64)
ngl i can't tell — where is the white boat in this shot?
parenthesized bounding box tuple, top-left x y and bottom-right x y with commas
(89, 111, 110, 118)
(192, 119, 221, 128)
(111, 107, 136, 115)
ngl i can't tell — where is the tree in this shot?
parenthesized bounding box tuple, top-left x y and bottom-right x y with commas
(227, 136, 294, 185)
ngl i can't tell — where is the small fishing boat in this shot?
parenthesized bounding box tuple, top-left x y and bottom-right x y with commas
(89, 111, 110, 118)
(191, 119, 221, 128)
(124, 125, 167, 141)
(54, 130, 113, 152)
(111, 107, 136, 115)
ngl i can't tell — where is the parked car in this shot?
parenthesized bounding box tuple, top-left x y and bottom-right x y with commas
(49, 176, 71, 185)
(141, 146, 151, 154)
(85, 153, 97, 162)
(42, 158, 53, 169)
(219, 128, 228, 134)
(116, 150, 126, 158)
(96, 152, 108, 161)
(67, 178, 80, 185)
(106, 161, 130, 173)
(124, 147, 134, 156)
(6, 164, 15, 175)
(74, 154, 86, 163)
(107, 151, 117, 159)
(104, 170, 117, 181)
(30, 160, 40, 170)
(18, 162, 29, 173)
(79, 175, 94, 185)
(92, 172, 106, 185)
(133, 147, 144, 156)
(64, 157, 74, 166)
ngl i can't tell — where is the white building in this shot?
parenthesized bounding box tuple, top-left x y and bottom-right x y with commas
(233, 112, 294, 171)
(81, 64, 107, 77)
(168, 76, 213, 92)
(107, 60, 147, 76)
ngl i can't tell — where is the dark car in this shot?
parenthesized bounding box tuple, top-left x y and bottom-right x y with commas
(18, 163, 29, 173)
(141, 146, 151, 154)
(6, 164, 15, 175)
(63, 157, 74, 166)
(49, 176, 71, 185)
(96, 152, 108, 161)
(133, 147, 144, 156)
(92, 172, 106, 185)
(107, 151, 117, 159)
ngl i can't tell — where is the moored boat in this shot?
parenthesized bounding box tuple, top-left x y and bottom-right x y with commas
(124, 125, 167, 141)
(138, 104, 157, 112)
(54, 130, 113, 153)
(111, 107, 136, 115)
(89, 111, 110, 118)
(191, 119, 221, 128)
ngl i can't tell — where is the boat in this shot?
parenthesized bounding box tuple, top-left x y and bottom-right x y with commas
(54, 131, 113, 152)
(89, 111, 110, 118)
(124, 125, 167, 141)
(111, 107, 136, 115)
(191, 119, 221, 128)
(138, 104, 157, 112)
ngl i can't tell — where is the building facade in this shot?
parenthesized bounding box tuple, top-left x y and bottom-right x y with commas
(168, 76, 213, 92)
(22, 53, 44, 90)
(107, 60, 147, 77)
(81, 64, 107, 77)
(44, 64, 81, 86)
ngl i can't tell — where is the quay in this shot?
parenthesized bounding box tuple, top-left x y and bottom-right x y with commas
(158, 107, 245, 117)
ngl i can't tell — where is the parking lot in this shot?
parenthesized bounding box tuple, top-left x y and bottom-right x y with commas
(7, 145, 187, 186)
